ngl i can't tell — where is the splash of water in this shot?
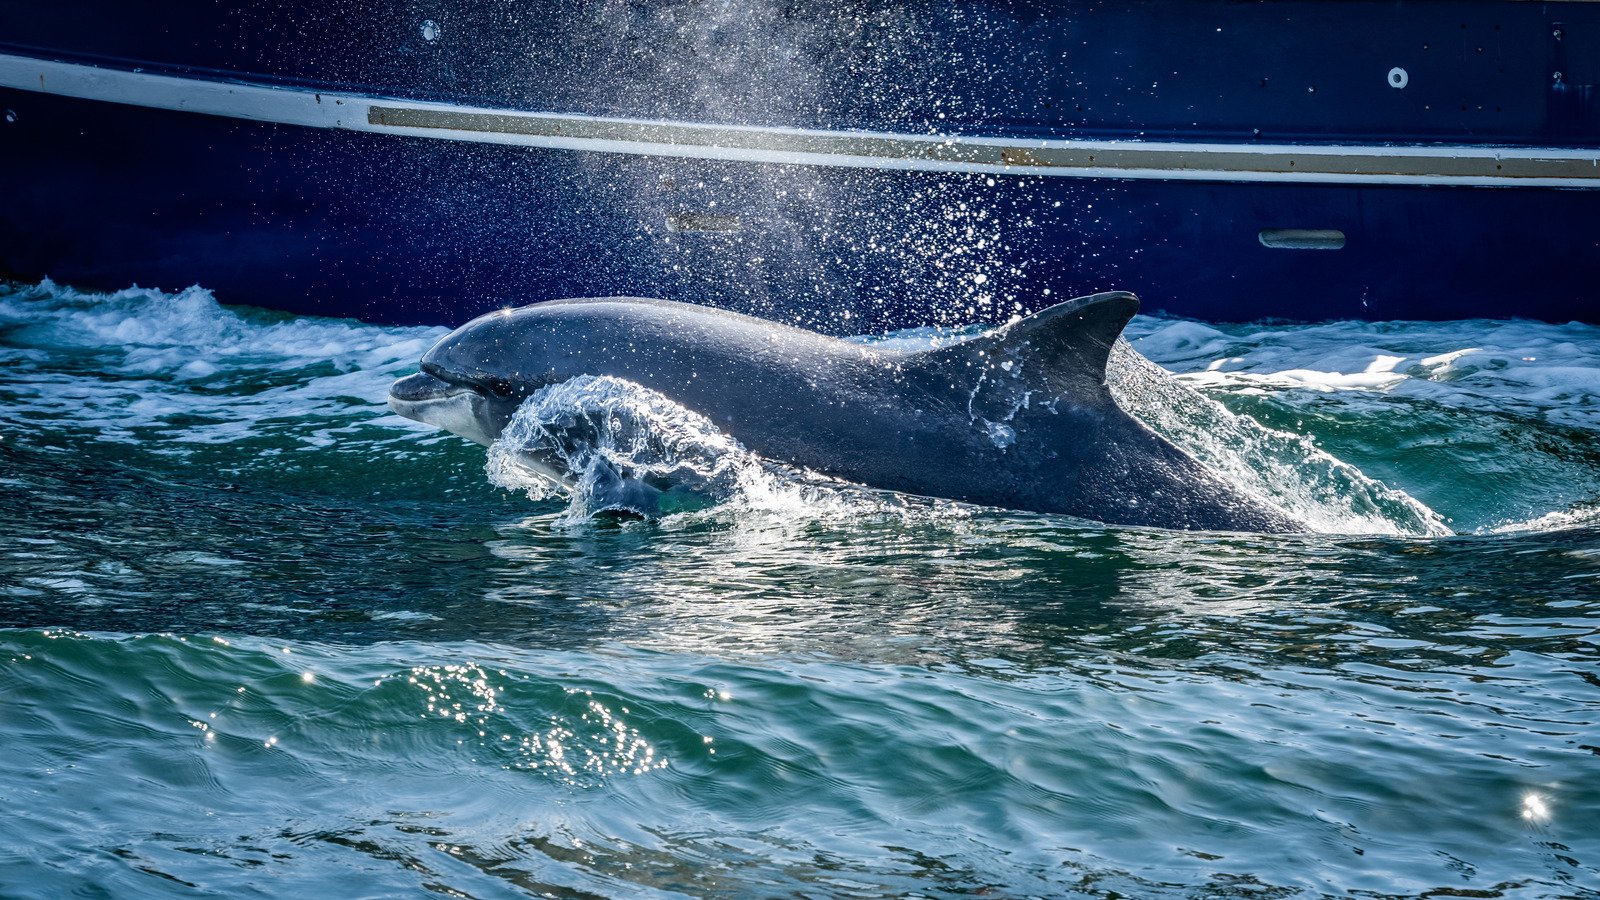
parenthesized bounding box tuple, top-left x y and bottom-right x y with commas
(1489, 499, 1600, 535)
(485, 375, 917, 525)
(1107, 340, 1451, 537)
(0, 278, 441, 366)
(486, 375, 750, 519)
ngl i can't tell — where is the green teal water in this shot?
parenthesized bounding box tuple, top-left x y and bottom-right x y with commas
(2, 281, 1598, 898)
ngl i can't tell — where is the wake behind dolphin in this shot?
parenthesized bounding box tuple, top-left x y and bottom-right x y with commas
(389, 293, 1304, 532)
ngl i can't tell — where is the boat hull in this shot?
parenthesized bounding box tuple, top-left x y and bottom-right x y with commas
(2, 0, 1598, 327)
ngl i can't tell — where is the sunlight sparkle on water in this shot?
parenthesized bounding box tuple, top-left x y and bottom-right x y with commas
(1521, 792, 1551, 823)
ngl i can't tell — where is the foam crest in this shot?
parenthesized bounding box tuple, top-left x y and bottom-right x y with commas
(1129, 316, 1600, 430)
(1487, 500, 1600, 535)
(0, 279, 444, 448)
(0, 278, 441, 365)
(1106, 342, 1451, 536)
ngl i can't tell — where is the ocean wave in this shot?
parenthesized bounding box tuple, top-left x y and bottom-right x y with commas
(1106, 341, 1450, 536)
(3, 628, 1594, 898)
(0, 279, 444, 451)
(1127, 315, 1600, 431)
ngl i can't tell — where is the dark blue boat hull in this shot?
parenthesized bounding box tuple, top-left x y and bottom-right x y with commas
(2, 0, 1598, 327)
(7, 0, 1598, 146)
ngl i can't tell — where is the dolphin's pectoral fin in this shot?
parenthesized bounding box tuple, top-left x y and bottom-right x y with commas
(582, 457, 719, 518)
(913, 291, 1139, 397)
(585, 456, 665, 517)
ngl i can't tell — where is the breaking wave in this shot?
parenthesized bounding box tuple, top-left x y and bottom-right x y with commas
(1107, 342, 1450, 537)
(484, 375, 938, 525)
(0, 278, 443, 450)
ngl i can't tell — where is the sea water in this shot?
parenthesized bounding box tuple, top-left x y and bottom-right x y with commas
(1, 279, 1597, 897)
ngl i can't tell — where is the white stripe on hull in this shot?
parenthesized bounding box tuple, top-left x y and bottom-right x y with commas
(4, 53, 1598, 188)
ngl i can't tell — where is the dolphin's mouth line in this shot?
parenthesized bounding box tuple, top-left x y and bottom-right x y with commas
(418, 361, 487, 394)
(420, 361, 535, 402)
(389, 369, 482, 404)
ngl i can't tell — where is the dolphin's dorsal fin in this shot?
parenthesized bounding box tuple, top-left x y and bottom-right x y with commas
(912, 292, 1139, 394)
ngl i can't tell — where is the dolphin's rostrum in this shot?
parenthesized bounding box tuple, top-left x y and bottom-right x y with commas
(389, 293, 1302, 532)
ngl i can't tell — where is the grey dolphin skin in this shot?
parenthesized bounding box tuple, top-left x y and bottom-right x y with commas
(389, 293, 1302, 532)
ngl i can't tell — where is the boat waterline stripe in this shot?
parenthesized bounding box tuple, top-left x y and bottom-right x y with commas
(5, 53, 1599, 187)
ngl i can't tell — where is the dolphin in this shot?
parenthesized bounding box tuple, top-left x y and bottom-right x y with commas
(389, 292, 1302, 532)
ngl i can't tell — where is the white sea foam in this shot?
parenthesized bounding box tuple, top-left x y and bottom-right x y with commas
(1118, 315, 1600, 534)
(0, 279, 444, 450)
(1490, 501, 1600, 535)
(1106, 341, 1450, 536)
(1126, 316, 1600, 430)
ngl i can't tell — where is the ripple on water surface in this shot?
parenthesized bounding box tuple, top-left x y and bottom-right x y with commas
(2, 280, 1599, 897)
